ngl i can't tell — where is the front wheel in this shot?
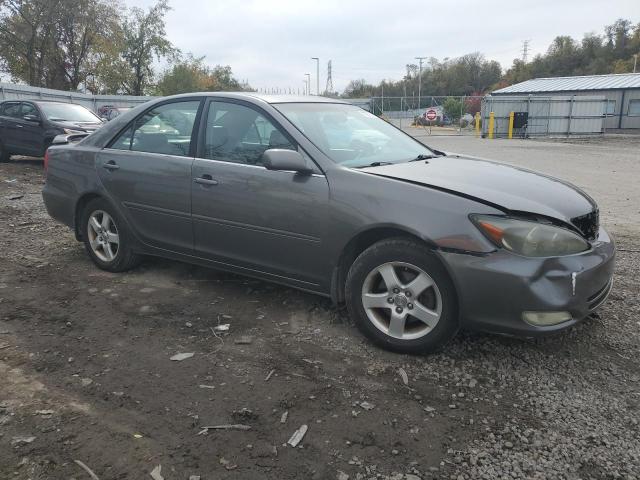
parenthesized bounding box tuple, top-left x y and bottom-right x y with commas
(81, 198, 142, 272)
(345, 238, 458, 354)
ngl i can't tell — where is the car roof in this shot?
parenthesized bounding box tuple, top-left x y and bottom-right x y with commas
(164, 92, 349, 105)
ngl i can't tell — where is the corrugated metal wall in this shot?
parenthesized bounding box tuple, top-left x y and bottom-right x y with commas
(481, 95, 605, 137)
(0, 83, 154, 113)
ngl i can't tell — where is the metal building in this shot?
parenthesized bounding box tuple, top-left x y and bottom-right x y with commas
(492, 73, 640, 130)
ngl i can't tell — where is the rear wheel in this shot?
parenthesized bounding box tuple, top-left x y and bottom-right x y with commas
(81, 198, 142, 272)
(345, 238, 458, 354)
(0, 141, 10, 162)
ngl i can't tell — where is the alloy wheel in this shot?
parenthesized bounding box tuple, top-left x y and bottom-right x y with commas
(87, 210, 120, 262)
(361, 261, 442, 340)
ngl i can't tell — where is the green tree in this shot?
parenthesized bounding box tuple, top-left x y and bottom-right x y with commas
(443, 97, 464, 121)
(155, 55, 246, 96)
(120, 0, 174, 95)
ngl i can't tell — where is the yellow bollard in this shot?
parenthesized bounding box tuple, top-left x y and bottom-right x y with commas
(508, 111, 514, 139)
(475, 112, 481, 137)
(488, 112, 495, 139)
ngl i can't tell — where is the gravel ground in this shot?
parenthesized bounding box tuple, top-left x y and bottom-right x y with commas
(0, 137, 639, 479)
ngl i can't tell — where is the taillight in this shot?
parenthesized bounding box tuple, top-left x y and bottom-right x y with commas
(43, 149, 49, 174)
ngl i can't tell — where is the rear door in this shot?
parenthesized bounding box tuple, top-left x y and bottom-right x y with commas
(97, 98, 203, 253)
(191, 98, 329, 287)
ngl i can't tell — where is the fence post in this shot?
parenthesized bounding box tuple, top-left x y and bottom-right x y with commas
(508, 111, 514, 139)
(567, 95, 574, 137)
(488, 112, 495, 139)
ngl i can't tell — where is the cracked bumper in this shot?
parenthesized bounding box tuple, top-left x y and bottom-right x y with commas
(440, 227, 616, 336)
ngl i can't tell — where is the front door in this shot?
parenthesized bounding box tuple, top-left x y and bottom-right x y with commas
(16, 102, 45, 155)
(96, 98, 202, 253)
(191, 99, 329, 288)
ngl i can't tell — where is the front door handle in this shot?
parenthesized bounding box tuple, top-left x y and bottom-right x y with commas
(194, 174, 218, 186)
(103, 161, 119, 171)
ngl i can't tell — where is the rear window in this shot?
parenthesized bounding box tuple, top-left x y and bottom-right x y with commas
(39, 103, 101, 123)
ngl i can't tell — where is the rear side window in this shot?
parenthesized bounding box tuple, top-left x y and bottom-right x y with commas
(110, 100, 200, 157)
(1, 103, 21, 118)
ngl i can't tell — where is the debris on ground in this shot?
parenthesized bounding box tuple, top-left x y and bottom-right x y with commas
(398, 367, 409, 386)
(213, 324, 230, 332)
(198, 424, 251, 434)
(287, 424, 308, 447)
(11, 436, 36, 445)
(265, 368, 275, 381)
(170, 352, 194, 361)
(359, 401, 375, 410)
(74, 459, 100, 480)
(6, 193, 24, 200)
(149, 465, 164, 480)
(234, 335, 253, 345)
(219, 457, 237, 470)
(198, 384, 215, 389)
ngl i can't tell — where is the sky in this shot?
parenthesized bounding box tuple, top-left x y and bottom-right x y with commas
(127, 0, 639, 93)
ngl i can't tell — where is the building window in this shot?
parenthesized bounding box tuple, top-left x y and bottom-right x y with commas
(628, 99, 640, 117)
(605, 100, 616, 115)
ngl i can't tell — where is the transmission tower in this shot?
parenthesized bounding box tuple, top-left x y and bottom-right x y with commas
(325, 60, 333, 95)
(521, 40, 530, 63)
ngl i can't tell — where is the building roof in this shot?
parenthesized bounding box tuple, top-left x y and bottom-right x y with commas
(493, 73, 640, 94)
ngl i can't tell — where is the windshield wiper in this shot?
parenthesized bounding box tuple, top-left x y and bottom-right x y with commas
(408, 153, 443, 162)
(356, 161, 393, 168)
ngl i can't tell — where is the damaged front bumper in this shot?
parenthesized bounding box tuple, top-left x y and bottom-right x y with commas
(440, 227, 616, 336)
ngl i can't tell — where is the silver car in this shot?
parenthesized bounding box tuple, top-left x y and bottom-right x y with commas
(42, 93, 615, 353)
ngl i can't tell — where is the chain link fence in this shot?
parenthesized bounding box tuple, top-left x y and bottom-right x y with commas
(369, 96, 484, 136)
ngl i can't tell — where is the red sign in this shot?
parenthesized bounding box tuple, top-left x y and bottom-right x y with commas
(426, 109, 437, 121)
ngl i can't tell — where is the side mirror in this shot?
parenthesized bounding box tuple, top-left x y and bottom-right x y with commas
(23, 114, 41, 123)
(262, 149, 312, 174)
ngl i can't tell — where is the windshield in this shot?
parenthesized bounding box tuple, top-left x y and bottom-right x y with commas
(39, 103, 101, 123)
(275, 103, 435, 167)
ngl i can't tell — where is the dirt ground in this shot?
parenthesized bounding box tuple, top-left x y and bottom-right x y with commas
(1, 137, 639, 480)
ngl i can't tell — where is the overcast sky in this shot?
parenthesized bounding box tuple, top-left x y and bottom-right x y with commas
(128, 0, 639, 93)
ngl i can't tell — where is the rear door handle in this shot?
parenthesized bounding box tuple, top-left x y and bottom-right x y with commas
(103, 161, 119, 171)
(194, 174, 218, 186)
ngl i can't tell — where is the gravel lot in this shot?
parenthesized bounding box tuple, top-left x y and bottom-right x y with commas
(1, 136, 639, 479)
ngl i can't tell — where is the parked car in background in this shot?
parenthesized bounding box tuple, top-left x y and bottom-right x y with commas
(0, 100, 104, 161)
(102, 106, 132, 122)
(42, 93, 614, 353)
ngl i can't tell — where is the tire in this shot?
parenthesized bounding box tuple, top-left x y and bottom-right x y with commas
(345, 238, 458, 354)
(0, 141, 10, 162)
(81, 197, 142, 272)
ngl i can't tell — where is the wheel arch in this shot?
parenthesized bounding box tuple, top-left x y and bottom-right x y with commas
(330, 225, 439, 305)
(73, 192, 105, 241)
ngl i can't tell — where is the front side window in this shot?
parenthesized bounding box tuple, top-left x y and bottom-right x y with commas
(275, 103, 435, 167)
(629, 99, 640, 117)
(203, 101, 295, 165)
(110, 101, 200, 157)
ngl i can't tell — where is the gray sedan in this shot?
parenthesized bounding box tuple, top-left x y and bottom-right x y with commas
(42, 93, 615, 353)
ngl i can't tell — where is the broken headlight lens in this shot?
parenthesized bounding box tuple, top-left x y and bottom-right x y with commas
(472, 215, 589, 257)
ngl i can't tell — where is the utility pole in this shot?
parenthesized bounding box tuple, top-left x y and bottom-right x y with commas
(521, 40, 530, 63)
(304, 73, 311, 95)
(311, 57, 320, 95)
(634, 54, 638, 73)
(415, 56, 427, 112)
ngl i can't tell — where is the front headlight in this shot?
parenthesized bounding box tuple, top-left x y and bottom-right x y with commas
(472, 215, 589, 257)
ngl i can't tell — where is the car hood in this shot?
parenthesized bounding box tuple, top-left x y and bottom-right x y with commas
(52, 120, 103, 132)
(360, 154, 597, 225)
